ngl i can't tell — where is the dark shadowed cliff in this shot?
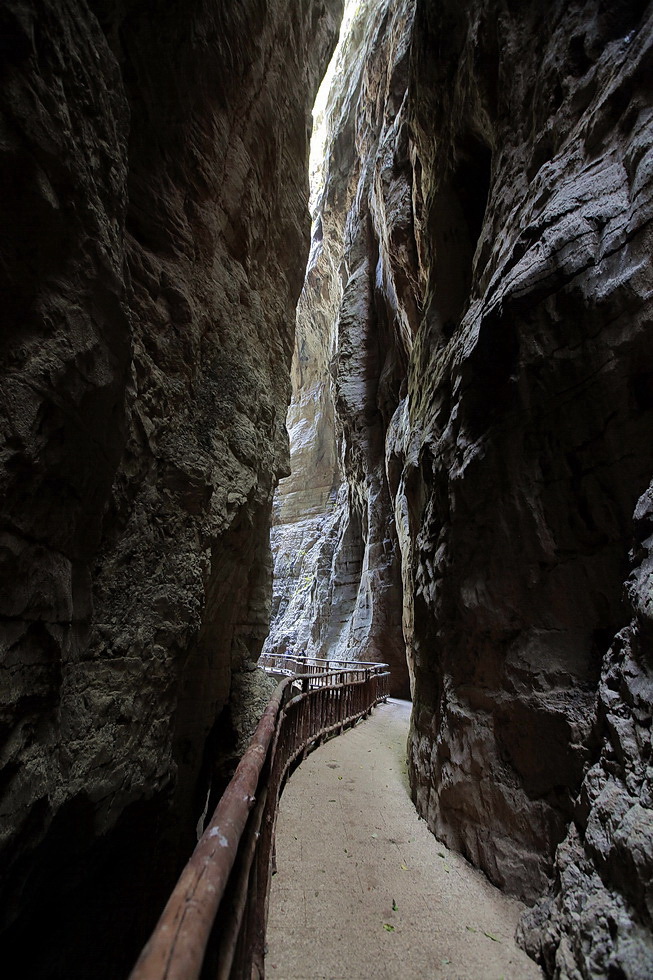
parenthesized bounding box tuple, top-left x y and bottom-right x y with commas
(0, 1, 341, 975)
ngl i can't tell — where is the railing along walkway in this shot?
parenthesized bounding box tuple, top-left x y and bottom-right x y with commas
(129, 657, 390, 980)
(259, 651, 385, 686)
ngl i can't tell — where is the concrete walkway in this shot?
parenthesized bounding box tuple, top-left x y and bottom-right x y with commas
(266, 699, 543, 980)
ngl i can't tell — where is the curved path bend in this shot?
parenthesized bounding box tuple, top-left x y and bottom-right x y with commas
(266, 698, 543, 980)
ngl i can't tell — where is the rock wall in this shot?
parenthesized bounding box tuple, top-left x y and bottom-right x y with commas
(401, 0, 653, 972)
(404, 0, 653, 924)
(265, 0, 414, 698)
(0, 1, 341, 977)
(519, 482, 653, 976)
(269, 0, 653, 974)
(3, 0, 652, 975)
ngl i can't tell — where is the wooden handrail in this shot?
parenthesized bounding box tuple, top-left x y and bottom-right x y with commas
(259, 652, 386, 669)
(258, 651, 388, 680)
(129, 661, 390, 980)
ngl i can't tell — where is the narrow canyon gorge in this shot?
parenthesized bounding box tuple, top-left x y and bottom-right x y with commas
(1, 1, 652, 978)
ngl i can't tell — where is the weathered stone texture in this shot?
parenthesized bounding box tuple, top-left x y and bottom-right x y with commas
(0, 1, 340, 976)
(404, 0, 653, 916)
(518, 481, 653, 977)
(265, 0, 414, 698)
(3, 0, 653, 975)
(268, 0, 653, 973)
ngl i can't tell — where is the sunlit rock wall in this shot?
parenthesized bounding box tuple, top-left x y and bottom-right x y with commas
(0, 1, 341, 976)
(265, 0, 415, 698)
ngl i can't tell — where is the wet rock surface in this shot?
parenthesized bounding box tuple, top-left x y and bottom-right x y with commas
(0, 1, 341, 976)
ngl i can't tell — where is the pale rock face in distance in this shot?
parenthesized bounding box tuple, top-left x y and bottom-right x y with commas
(265, 0, 415, 700)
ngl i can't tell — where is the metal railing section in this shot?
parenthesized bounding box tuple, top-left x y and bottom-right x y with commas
(129, 660, 390, 980)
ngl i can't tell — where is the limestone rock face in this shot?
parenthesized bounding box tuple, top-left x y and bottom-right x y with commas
(3, 0, 653, 975)
(268, 0, 653, 973)
(0, 1, 340, 976)
(404, 0, 653, 917)
(265, 0, 414, 698)
(518, 482, 653, 977)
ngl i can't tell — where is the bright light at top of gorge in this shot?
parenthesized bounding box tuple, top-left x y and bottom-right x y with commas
(309, 0, 361, 213)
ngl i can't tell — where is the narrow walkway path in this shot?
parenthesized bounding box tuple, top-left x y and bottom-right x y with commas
(266, 699, 543, 980)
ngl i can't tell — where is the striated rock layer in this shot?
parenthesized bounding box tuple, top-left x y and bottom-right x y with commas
(270, 0, 653, 974)
(406, 0, 653, 935)
(265, 0, 414, 699)
(406, 0, 653, 973)
(0, 1, 341, 976)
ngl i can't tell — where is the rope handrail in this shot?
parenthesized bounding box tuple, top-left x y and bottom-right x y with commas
(129, 661, 390, 980)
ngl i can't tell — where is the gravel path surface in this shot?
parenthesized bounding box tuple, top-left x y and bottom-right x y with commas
(266, 698, 543, 980)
